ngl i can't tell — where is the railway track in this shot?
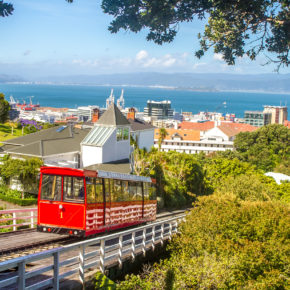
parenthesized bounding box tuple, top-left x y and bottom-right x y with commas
(0, 208, 189, 262)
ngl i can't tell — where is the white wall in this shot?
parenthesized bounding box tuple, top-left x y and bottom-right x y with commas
(81, 127, 131, 167)
(102, 129, 130, 163)
(132, 129, 154, 151)
(81, 145, 103, 167)
(204, 127, 229, 141)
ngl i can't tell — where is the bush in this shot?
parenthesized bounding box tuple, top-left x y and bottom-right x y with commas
(94, 272, 116, 289)
(0, 186, 37, 205)
(118, 196, 290, 289)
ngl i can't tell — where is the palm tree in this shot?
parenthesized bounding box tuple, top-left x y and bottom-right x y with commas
(158, 128, 168, 151)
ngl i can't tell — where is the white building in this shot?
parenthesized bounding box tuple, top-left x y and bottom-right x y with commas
(154, 122, 258, 155)
(81, 103, 131, 167)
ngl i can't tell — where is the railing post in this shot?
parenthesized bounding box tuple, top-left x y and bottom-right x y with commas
(99, 239, 105, 274)
(142, 229, 146, 257)
(18, 261, 25, 290)
(53, 251, 60, 290)
(30, 210, 34, 228)
(151, 225, 155, 251)
(160, 223, 164, 246)
(131, 232, 135, 261)
(13, 212, 16, 231)
(79, 244, 85, 288)
(118, 235, 123, 269)
(169, 222, 172, 240)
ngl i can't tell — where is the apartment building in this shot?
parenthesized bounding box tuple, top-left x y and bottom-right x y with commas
(154, 122, 257, 154)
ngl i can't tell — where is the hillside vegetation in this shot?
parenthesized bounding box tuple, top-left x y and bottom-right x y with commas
(117, 124, 290, 289)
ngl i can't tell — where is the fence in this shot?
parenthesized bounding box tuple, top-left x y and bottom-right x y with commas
(0, 214, 185, 290)
(0, 208, 37, 232)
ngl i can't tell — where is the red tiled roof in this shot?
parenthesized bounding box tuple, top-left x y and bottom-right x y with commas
(284, 120, 290, 129)
(218, 123, 258, 137)
(179, 121, 215, 131)
(154, 128, 200, 141)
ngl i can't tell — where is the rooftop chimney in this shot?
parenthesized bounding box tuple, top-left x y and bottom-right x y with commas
(92, 108, 100, 123)
(127, 107, 136, 120)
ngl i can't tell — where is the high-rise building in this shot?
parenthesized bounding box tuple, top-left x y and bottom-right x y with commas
(263, 106, 288, 125)
(244, 111, 271, 127)
(144, 100, 174, 120)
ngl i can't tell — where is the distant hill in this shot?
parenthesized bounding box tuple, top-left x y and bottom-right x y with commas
(37, 73, 290, 93)
(0, 74, 25, 83)
(1, 72, 289, 93)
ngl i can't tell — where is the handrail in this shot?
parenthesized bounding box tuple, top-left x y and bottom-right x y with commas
(0, 208, 37, 231)
(0, 214, 186, 290)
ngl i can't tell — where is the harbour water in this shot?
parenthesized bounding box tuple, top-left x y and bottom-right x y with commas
(0, 83, 289, 118)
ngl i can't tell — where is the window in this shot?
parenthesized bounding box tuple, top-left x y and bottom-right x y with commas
(41, 174, 62, 201)
(116, 127, 130, 141)
(149, 184, 156, 200)
(143, 182, 149, 200)
(122, 181, 130, 200)
(123, 128, 129, 140)
(117, 128, 123, 141)
(85, 177, 103, 203)
(86, 177, 95, 203)
(110, 179, 125, 202)
(136, 182, 143, 201)
(63, 176, 85, 203)
(128, 181, 136, 200)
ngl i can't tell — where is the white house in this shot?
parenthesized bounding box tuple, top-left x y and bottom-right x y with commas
(81, 103, 131, 167)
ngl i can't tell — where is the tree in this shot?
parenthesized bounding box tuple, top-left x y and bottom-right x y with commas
(158, 128, 168, 151)
(0, 93, 10, 123)
(100, 0, 289, 70)
(234, 124, 290, 171)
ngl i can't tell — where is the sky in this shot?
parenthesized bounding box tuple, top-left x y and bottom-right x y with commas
(0, 0, 289, 78)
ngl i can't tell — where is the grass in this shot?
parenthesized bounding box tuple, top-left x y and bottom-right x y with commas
(0, 123, 25, 144)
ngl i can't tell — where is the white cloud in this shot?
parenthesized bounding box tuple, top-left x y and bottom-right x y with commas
(213, 53, 223, 61)
(136, 50, 148, 61)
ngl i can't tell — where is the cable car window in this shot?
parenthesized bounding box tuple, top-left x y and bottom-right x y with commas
(149, 184, 156, 200)
(63, 176, 85, 203)
(112, 179, 124, 202)
(128, 181, 136, 200)
(122, 181, 130, 200)
(85, 177, 95, 203)
(95, 178, 103, 202)
(41, 174, 62, 201)
(136, 182, 143, 201)
(143, 182, 150, 201)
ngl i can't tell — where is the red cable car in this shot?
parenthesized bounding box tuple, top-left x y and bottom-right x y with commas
(37, 166, 157, 237)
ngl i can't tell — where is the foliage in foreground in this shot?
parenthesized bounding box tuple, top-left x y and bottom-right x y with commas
(118, 196, 290, 289)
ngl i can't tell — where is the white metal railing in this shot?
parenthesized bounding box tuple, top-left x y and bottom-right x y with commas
(0, 214, 185, 290)
(0, 208, 37, 232)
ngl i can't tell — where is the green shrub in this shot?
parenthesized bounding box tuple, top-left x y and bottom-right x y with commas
(118, 196, 290, 289)
(94, 272, 116, 289)
(0, 194, 37, 206)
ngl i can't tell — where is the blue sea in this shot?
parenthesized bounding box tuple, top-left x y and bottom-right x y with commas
(0, 84, 289, 118)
